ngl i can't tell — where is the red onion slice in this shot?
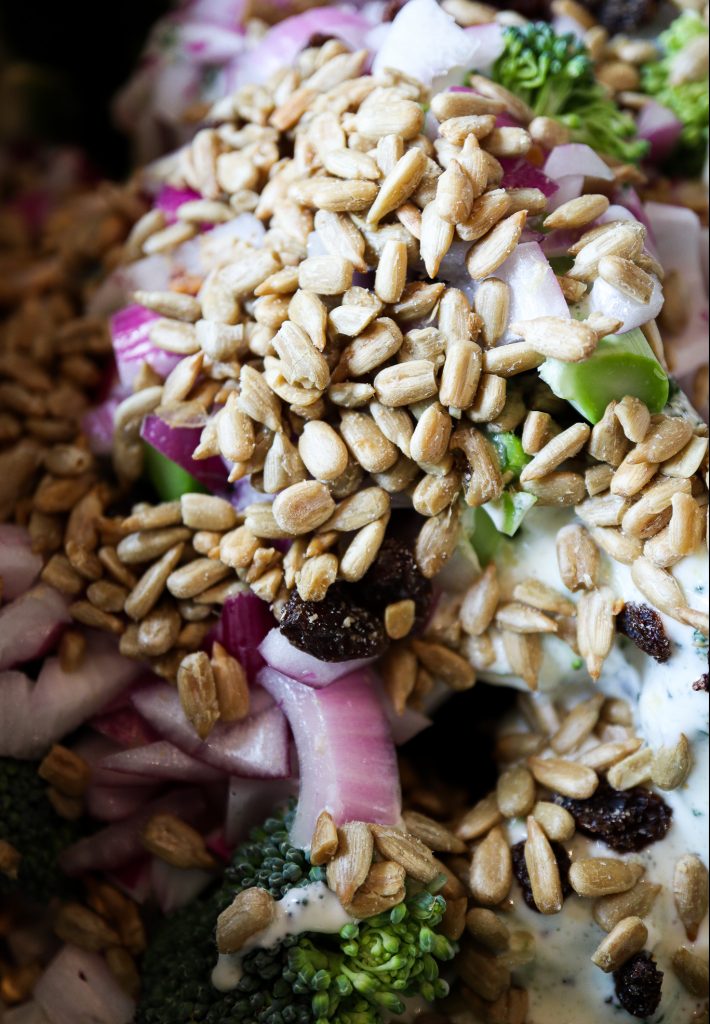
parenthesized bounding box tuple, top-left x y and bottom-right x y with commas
(258, 667, 401, 848)
(81, 396, 121, 456)
(100, 741, 225, 783)
(544, 144, 615, 184)
(35, 946, 135, 1024)
(0, 671, 33, 758)
(110, 305, 180, 389)
(259, 627, 377, 687)
(150, 857, 214, 913)
(155, 184, 201, 222)
(0, 585, 70, 672)
(494, 242, 570, 342)
(30, 633, 142, 753)
(131, 681, 290, 778)
(225, 775, 298, 845)
(140, 414, 228, 492)
(213, 591, 275, 682)
(0, 525, 42, 603)
(60, 789, 207, 875)
(86, 783, 160, 823)
(373, 0, 498, 90)
(90, 702, 160, 749)
(636, 100, 683, 162)
(646, 201, 710, 382)
(589, 274, 664, 333)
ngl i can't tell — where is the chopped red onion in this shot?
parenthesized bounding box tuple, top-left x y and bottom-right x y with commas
(646, 201, 709, 381)
(259, 627, 377, 687)
(90, 702, 160, 749)
(140, 413, 228, 491)
(551, 11, 586, 40)
(258, 667, 401, 848)
(87, 255, 172, 317)
(0, 525, 42, 603)
(545, 173, 584, 212)
(544, 144, 615, 184)
(373, 0, 489, 91)
(500, 158, 558, 197)
(155, 183, 201, 222)
(0, 671, 34, 758)
(131, 681, 290, 777)
(29, 632, 142, 755)
(636, 100, 683, 162)
(0, 585, 70, 672)
(212, 591, 275, 683)
(231, 7, 370, 89)
(108, 858, 153, 904)
(100, 741, 225, 783)
(494, 241, 570, 342)
(86, 782, 160, 823)
(150, 857, 214, 913)
(60, 789, 207, 874)
(110, 305, 180, 389)
(81, 396, 121, 456)
(35, 946, 135, 1024)
(589, 274, 664, 333)
(225, 775, 298, 845)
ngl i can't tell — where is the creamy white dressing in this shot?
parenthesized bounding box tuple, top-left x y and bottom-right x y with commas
(470, 504, 709, 1023)
(212, 882, 353, 993)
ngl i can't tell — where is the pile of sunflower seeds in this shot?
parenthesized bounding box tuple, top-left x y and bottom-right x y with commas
(100, 33, 709, 701)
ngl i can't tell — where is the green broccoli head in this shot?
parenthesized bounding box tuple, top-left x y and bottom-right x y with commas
(490, 22, 649, 164)
(641, 12, 709, 176)
(136, 810, 456, 1024)
(0, 757, 82, 902)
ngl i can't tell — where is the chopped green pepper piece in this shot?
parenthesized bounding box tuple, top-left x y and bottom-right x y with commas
(143, 443, 206, 501)
(539, 328, 669, 424)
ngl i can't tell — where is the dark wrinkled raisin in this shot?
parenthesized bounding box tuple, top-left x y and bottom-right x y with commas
(555, 781, 672, 853)
(511, 839, 572, 912)
(353, 538, 432, 631)
(617, 603, 671, 663)
(693, 672, 709, 693)
(614, 952, 663, 1018)
(279, 586, 387, 662)
(585, 0, 656, 32)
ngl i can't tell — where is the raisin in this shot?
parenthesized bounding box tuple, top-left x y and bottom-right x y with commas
(617, 603, 671, 663)
(353, 538, 432, 631)
(511, 839, 572, 912)
(586, 0, 656, 32)
(693, 672, 709, 693)
(555, 781, 672, 853)
(614, 952, 663, 1018)
(279, 586, 388, 662)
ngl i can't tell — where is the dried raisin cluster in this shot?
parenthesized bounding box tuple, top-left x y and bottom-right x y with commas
(614, 952, 664, 1019)
(280, 586, 388, 662)
(280, 538, 431, 662)
(617, 603, 671, 663)
(354, 538, 433, 630)
(511, 839, 572, 913)
(555, 782, 672, 853)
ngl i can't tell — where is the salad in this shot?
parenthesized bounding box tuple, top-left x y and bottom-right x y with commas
(0, 1, 708, 1023)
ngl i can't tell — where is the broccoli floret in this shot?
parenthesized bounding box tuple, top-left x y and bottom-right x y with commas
(0, 757, 82, 902)
(490, 23, 649, 163)
(641, 13, 709, 176)
(137, 810, 455, 1024)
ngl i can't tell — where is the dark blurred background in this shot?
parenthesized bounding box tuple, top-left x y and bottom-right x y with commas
(0, 0, 171, 178)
